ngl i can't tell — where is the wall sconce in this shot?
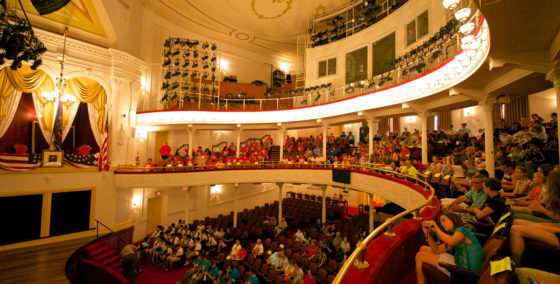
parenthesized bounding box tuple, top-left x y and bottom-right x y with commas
(132, 194, 143, 208)
(279, 62, 290, 73)
(210, 184, 223, 194)
(219, 60, 229, 71)
(405, 116, 417, 123)
(463, 107, 475, 117)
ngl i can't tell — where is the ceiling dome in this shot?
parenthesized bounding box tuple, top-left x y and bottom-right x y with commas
(145, 0, 353, 59)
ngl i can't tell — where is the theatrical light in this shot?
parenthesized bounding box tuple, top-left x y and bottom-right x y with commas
(454, 8, 471, 22)
(460, 35, 475, 50)
(442, 0, 460, 10)
(459, 22, 475, 35)
(0, 2, 47, 71)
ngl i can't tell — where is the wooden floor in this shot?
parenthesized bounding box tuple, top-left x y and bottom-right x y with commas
(0, 237, 94, 284)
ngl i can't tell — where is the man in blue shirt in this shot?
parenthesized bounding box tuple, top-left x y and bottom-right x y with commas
(327, 147, 338, 159)
(226, 264, 239, 284)
(340, 131, 346, 138)
(181, 255, 204, 284)
(247, 271, 259, 284)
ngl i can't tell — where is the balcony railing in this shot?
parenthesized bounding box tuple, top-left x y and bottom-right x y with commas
(151, 12, 480, 113)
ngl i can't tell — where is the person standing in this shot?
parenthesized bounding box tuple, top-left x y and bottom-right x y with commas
(159, 142, 172, 161)
(120, 244, 139, 283)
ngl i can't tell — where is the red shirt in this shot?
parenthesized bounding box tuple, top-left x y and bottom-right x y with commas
(159, 144, 171, 156)
(303, 245, 319, 258)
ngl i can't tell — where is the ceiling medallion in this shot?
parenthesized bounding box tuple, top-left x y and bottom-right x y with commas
(251, 0, 293, 20)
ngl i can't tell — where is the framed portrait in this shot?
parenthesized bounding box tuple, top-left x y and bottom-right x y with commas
(42, 150, 64, 168)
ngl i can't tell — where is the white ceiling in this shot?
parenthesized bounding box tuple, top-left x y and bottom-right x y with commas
(144, 0, 352, 60)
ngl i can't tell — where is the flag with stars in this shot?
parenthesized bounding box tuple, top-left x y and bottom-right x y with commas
(64, 153, 97, 168)
(53, 99, 64, 149)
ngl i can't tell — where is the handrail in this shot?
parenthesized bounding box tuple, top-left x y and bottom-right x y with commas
(95, 219, 129, 255)
(65, 219, 131, 283)
(332, 167, 435, 283)
(211, 134, 272, 152)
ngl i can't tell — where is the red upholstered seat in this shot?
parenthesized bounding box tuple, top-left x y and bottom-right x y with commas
(14, 143, 27, 154)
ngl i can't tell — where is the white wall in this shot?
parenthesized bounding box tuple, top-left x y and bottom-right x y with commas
(400, 115, 422, 133)
(529, 88, 557, 120)
(451, 106, 485, 135)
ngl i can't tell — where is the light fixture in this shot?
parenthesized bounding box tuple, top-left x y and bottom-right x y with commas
(402, 103, 410, 109)
(0, 1, 47, 71)
(454, 8, 471, 22)
(60, 94, 76, 103)
(460, 35, 475, 50)
(210, 185, 223, 194)
(357, 111, 363, 116)
(442, 0, 460, 10)
(465, 49, 477, 58)
(316, 119, 322, 123)
(459, 22, 475, 35)
(279, 62, 290, 73)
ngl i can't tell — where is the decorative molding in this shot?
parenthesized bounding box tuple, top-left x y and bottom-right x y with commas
(137, 18, 490, 126)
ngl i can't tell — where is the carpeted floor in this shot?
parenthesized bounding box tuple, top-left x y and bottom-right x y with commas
(135, 259, 192, 284)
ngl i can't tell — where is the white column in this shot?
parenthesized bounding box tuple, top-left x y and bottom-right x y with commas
(546, 66, 560, 161)
(233, 183, 239, 228)
(278, 183, 283, 221)
(183, 186, 189, 224)
(236, 129, 241, 158)
(279, 128, 285, 161)
(482, 104, 495, 177)
(322, 124, 328, 161)
(368, 193, 374, 233)
(367, 119, 374, 157)
(188, 126, 194, 157)
(321, 186, 327, 224)
(419, 113, 428, 165)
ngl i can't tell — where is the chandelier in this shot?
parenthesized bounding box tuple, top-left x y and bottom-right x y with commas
(0, 0, 47, 70)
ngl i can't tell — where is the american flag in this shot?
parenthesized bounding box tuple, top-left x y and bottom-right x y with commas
(64, 154, 97, 168)
(0, 153, 42, 171)
(98, 117, 109, 171)
(53, 99, 64, 149)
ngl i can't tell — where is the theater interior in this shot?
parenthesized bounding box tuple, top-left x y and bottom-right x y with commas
(0, 0, 560, 283)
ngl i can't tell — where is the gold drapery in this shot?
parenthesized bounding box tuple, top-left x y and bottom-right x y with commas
(0, 65, 54, 125)
(62, 77, 107, 133)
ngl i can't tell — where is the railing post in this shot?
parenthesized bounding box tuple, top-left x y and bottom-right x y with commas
(276, 98, 279, 109)
(353, 245, 369, 270)
(384, 223, 396, 237)
(413, 209, 422, 221)
(260, 99, 262, 110)
(225, 99, 228, 110)
(243, 100, 245, 110)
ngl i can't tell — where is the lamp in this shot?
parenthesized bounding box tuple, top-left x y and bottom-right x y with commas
(459, 22, 475, 35)
(0, 1, 47, 70)
(454, 8, 471, 22)
(442, 0, 460, 10)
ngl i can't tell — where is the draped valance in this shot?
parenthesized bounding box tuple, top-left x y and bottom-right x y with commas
(0, 66, 107, 147)
(0, 65, 54, 121)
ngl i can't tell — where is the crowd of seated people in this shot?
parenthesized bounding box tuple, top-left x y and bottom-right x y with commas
(136, 198, 368, 284)
(143, 137, 274, 171)
(414, 162, 560, 283)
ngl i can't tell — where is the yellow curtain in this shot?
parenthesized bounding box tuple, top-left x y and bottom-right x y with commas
(62, 77, 107, 133)
(0, 65, 54, 123)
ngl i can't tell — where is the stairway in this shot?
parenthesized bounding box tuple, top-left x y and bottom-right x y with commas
(269, 145, 281, 162)
(83, 240, 124, 274)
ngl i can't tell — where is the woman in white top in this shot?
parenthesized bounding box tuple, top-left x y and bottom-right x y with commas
(230, 239, 242, 260)
(339, 237, 351, 255)
(252, 239, 264, 257)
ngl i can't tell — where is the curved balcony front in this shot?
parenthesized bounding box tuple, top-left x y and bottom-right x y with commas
(137, 16, 489, 127)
